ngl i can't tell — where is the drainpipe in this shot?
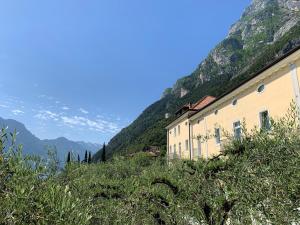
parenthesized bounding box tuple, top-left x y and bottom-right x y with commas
(189, 123, 192, 160)
(204, 117, 209, 159)
(290, 63, 300, 117)
(167, 129, 169, 164)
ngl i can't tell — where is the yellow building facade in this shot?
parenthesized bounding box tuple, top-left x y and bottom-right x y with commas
(166, 46, 300, 160)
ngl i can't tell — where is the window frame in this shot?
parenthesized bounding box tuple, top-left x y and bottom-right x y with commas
(232, 98, 238, 106)
(178, 142, 182, 158)
(257, 84, 265, 94)
(173, 144, 177, 156)
(259, 110, 271, 131)
(197, 139, 201, 158)
(233, 120, 242, 140)
(185, 140, 189, 151)
(215, 128, 221, 145)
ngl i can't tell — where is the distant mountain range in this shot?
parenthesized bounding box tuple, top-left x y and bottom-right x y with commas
(0, 117, 101, 162)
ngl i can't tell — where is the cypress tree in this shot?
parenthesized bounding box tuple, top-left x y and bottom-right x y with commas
(84, 150, 88, 163)
(67, 151, 71, 163)
(101, 143, 106, 162)
(88, 152, 92, 164)
(77, 154, 81, 163)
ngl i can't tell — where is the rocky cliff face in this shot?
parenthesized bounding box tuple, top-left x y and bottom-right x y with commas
(168, 0, 300, 97)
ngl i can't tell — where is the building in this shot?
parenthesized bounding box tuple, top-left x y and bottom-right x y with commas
(166, 46, 300, 161)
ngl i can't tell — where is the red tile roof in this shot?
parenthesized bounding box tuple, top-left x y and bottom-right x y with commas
(192, 96, 216, 110)
(175, 96, 216, 116)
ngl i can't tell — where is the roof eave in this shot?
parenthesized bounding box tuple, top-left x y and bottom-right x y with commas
(189, 45, 300, 120)
(165, 110, 197, 129)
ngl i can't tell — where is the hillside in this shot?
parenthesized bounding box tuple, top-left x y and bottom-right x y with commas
(0, 117, 101, 161)
(93, 0, 300, 160)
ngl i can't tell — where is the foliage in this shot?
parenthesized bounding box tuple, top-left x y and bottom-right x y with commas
(1, 111, 300, 224)
(88, 152, 92, 164)
(101, 143, 106, 162)
(0, 131, 92, 225)
(84, 150, 88, 163)
(67, 151, 71, 163)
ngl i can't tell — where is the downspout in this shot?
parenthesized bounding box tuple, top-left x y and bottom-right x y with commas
(189, 123, 192, 160)
(204, 117, 209, 159)
(167, 129, 169, 164)
(290, 63, 300, 118)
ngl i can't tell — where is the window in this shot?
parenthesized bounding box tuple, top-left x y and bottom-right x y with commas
(173, 127, 176, 137)
(257, 84, 265, 93)
(174, 144, 177, 156)
(169, 145, 172, 154)
(232, 99, 238, 106)
(178, 142, 182, 158)
(233, 121, 242, 139)
(260, 110, 271, 131)
(185, 140, 189, 151)
(215, 128, 221, 144)
(197, 139, 201, 157)
(178, 125, 181, 135)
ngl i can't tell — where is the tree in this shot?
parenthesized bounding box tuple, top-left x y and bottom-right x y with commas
(88, 152, 92, 164)
(84, 150, 88, 163)
(77, 154, 80, 163)
(66, 151, 71, 163)
(101, 143, 106, 162)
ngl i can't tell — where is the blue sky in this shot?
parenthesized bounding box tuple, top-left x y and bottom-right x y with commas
(0, 0, 251, 144)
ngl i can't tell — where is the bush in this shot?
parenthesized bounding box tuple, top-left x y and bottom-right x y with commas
(0, 109, 299, 224)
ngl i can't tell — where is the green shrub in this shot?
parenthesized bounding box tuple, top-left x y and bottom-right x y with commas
(0, 109, 300, 224)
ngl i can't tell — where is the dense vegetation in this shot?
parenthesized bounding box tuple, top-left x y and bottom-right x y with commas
(1, 109, 299, 224)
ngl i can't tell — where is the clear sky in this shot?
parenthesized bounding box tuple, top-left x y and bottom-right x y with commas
(0, 0, 251, 144)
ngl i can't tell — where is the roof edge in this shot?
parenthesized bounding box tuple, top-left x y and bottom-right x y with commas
(189, 45, 300, 119)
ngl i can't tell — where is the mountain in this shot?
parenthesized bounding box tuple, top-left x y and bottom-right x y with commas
(93, 0, 300, 161)
(0, 117, 101, 161)
(43, 137, 101, 161)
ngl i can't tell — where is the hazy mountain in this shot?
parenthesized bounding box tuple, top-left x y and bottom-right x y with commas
(0, 117, 101, 161)
(93, 0, 300, 160)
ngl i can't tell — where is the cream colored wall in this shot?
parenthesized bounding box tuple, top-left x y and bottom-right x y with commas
(190, 118, 208, 160)
(296, 58, 300, 87)
(191, 63, 296, 158)
(168, 118, 190, 159)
